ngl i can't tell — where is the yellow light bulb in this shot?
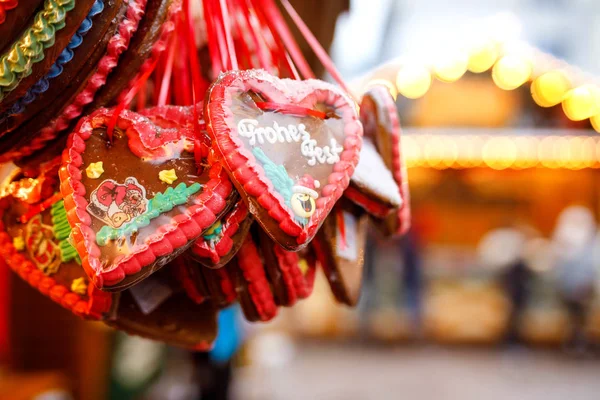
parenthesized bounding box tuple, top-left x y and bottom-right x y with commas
(433, 52, 469, 83)
(492, 55, 532, 90)
(531, 71, 571, 108)
(562, 85, 600, 121)
(591, 114, 600, 133)
(396, 65, 432, 99)
(467, 41, 498, 73)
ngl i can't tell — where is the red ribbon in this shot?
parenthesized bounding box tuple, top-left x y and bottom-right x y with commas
(255, 101, 327, 119)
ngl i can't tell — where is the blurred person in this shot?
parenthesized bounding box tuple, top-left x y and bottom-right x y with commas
(477, 226, 532, 344)
(193, 306, 244, 400)
(552, 206, 597, 354)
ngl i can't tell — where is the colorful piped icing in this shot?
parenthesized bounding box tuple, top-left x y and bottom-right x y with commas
(1, 0, 104, 118)
(12, 235, 24, 251)
(203, 221, 223, 241)
(51, 199, 81, 264)
(96, 182, 203, 246)
(70, 277, 87, 295)
(0, 0, 18, 25)
(0, 0, 76, 100)
(86, 161, 104, 179)
(252, 147, 315, 226)
(159, 168, 178, 184)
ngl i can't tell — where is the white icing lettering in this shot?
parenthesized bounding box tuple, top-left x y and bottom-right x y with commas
(236, 118, 344, 165)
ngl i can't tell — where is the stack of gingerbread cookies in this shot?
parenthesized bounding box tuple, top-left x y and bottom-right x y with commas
(0, 1, 410, 349)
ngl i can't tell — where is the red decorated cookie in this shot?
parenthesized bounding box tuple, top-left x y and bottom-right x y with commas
(106, 265, 217, 350)
(190, 199, 253, 268)
(313, 200, 368, 306)
(344, 138, 401, 218)
(0, 163, 112, 319)
(359, 85, 411, 235)
(234, 235, 277, 322)
(258, 227, 316, 306)
(60, 107, 235, 291)
(204, 69, 363, 251)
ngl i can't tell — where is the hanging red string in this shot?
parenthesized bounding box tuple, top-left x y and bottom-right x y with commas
(157, 25, 177, 106)
(279, 0, 355, 98)
(248, 0, 300, 79)
(236, 0, 271, 70)
(218, 0, 238, 70)
(258, 0, 314, 80)
(183, 0, 210, 171)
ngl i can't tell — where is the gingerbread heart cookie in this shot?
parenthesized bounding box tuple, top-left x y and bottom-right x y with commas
(258, 227, 316, 306)
(190, 199, 253, 268)
(172, 252, 237, 309)
(360, 85, 411, 235)
(313, 200, 368, 306)
(107, 265, 218, 350)
(205, 69, 363, 251)
(344, 138, 401, 218)
(234, 235, 278, 322)
(60, 107, 236, 291)
(0, 163, 112, 319)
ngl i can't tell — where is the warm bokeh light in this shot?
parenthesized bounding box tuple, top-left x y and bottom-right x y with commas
(433, 52, 469, 83)
(530, 70, 571, 108)
(562, 85, 600, 121)
(590, 114, 600, 133)
(491, 55, 532, 90)
(395, 65, 432, 99)
(405, 133, 600, 169)
(467, 40, 498, 73)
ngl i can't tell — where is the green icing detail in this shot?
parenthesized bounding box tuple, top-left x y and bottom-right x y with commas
(252, 147, 308, 225)
(96, 182, 203, 246)
(51, 199, 81, 265)
(203, 221, 223, 241)
(0, 0, 75, 100)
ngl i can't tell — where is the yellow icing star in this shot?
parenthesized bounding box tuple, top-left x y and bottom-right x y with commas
(13, 236, 25, 251)
(298, 258, 309, 275)
(71, 277, 88, 295)
(86, 161, 104, 179)
(159, 169, 178, 184)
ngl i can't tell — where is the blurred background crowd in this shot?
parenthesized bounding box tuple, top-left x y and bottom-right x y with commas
(4, 0, 600, 399)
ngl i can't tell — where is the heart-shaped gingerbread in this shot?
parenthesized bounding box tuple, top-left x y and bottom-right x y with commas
(107, 265, 218, 350)
(60, 106, 236, 291)
(344, 138, 401, 218)
(190, 199, 253, 268)
(0, 162, 112, 319)
(205, 69, 363, 250)
(313, 200, 368, 306)
(257, 227, 316, 306)
(359, 85, 410, 235)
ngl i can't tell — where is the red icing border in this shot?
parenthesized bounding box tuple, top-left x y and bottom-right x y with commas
(236, 235, 277, 321)
(192, 200, 250, 266)
(360, 85, 411, 234)
(59, 108, 233, 289)
(205, 69, 363, 248)
(272, 244, 315, 301)
(344, 186, 393, 218)
(0, 195, 112, 320)
(0, 0, 148, 163)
